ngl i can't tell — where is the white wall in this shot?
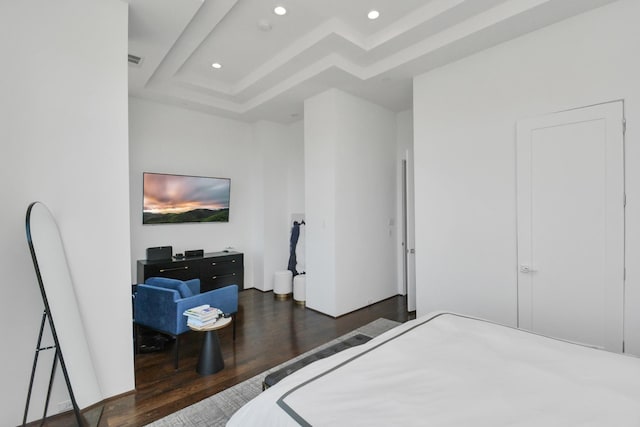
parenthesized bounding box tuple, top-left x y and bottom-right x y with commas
(129, 99, 304, 291)
(304, 93, 338, 314)
(0, 1, 133, 424)
(129, 98, 256, 285)
(286, 121, 306, 217)
(413, 0, 640, 354)
(251, 120, 304, 291)
(305, 89, 398, 317)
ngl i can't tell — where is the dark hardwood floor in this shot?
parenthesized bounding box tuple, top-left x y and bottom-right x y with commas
(29, 289, 413, 427)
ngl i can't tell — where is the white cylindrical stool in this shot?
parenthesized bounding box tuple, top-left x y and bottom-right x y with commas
(273, 270, 292, 300)
(293, 274, 306, 306)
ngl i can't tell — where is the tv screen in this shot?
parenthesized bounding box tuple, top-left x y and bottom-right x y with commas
(143, 172, 230, 224)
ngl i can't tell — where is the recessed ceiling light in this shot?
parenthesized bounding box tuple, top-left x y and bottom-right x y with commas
(211, 62, 222, 69)
(368, 10, 380, 20)
(274, 6, 287, 16)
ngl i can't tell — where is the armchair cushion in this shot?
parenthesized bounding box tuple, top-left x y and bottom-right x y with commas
(145, 276, 198, 298)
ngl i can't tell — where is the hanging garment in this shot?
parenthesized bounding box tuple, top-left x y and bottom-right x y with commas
(288, 221, 300, 275)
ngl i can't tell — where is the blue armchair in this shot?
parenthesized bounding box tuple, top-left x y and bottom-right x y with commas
(133, 277, 238, 369)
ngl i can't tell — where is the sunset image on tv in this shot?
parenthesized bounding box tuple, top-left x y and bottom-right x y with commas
(143, 173, 230, 224)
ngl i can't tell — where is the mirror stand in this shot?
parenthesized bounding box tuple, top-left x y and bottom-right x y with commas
(23, 310, 83, 426)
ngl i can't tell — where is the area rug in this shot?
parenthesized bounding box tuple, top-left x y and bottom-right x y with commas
(146, 318, 400, 427)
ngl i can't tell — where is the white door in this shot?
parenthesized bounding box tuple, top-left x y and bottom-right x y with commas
(403, 151, 417, 312)
(516, 101, 624, 352)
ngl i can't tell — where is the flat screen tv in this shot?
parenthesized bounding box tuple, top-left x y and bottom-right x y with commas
(143, 172, 230, 224)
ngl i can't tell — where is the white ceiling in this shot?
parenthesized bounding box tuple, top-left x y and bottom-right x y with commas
(128, 0, 617, 124)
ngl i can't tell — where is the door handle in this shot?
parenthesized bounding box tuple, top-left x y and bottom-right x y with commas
(519, 265, 536, 273)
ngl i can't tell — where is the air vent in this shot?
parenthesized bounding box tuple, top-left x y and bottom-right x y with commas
(128, 54, 143, 66)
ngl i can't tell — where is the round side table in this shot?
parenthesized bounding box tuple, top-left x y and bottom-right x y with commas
(189, 316, 232, 376)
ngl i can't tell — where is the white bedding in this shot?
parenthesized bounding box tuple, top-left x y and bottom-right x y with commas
(227, 312, 640, 426)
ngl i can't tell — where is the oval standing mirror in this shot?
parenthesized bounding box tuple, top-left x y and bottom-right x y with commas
(25, 202, 103, 426)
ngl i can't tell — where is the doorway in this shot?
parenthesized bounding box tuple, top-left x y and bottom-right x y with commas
(516, 101, 625, 352)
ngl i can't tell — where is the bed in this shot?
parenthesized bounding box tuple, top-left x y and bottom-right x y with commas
(227, 312, 640, 426)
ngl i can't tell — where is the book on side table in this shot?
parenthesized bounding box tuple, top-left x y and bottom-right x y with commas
(183, 305, 223, 329)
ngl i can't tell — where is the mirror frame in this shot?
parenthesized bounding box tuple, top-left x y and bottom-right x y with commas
(25, 202, 103, 425)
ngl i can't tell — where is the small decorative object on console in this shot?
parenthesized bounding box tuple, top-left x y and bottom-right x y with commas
(146, 246, 172, 261)
(185, 249, 204, 258)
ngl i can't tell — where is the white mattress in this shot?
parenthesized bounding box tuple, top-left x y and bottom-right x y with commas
(227, 312, 640, 426)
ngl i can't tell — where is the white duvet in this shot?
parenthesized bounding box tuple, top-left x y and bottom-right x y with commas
(227, 312, 640, 426)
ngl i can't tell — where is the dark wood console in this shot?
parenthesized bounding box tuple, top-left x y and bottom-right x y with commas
(137, 251, 244, 292)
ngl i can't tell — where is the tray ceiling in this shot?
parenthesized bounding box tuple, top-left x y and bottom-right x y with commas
(128, 0, 617, 123)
